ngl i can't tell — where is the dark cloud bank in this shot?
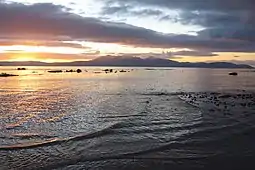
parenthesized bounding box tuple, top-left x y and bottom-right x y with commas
(0, 0, 255, 58)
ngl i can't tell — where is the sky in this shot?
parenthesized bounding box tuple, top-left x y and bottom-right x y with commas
(0, 0, 254, 65)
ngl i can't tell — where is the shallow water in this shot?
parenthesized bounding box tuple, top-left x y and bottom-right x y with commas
(0, 67, 255, 170)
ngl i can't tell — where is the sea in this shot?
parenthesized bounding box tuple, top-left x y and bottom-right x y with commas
(0, 66, 255, 170)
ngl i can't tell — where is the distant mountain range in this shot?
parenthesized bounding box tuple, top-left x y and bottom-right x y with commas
(0, 56, 253, 68)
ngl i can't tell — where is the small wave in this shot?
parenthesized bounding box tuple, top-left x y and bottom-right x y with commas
(138, 92, 184, 96)
(11, 133, 55, 139)
(0, 123, 121, 151)
(98, 114, 146, 119)
(40, 141, 218, 170)
(145, 68, 174, 71)
(0, 138, 62, 151)
(104, 91, 185, 97)
(5, 123, 23, 130)
(0, 133, 55, 140)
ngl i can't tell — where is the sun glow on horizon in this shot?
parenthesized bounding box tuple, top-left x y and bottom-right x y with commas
(0, 45, 85, 54)
(2, 52, 89, 63)
(0, 42, 254, 63)
(7, 53, 38, 61)
(0, 42, 187, 62)
(176, 52, 255, 63)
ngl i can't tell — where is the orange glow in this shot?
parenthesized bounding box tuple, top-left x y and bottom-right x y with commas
(0, 45, 85, 54)
(176, 52, 255, 63)
(79, 41, 183, 54)
(0, 42, 254, 62)
(6, 53, 80, 63)
(9, 53, 37, 61)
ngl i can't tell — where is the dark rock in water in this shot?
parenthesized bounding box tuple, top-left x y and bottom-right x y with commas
(241, 103, 247, 107)
(17, 68, 26, 70)
(48, 70, 63, 73)
(66, 69, 82, 73)
(209, 109, 215, 112)
(103, 69, 113, 73)
(229, 72, 238, 76)
(120, 70, 127, 73)
(219, 94, 232, 99)
(0, 73, 18, 77)
(145, 68, 156, 71)
(157, 92, 167, 96)
(66, 69, 75, 73)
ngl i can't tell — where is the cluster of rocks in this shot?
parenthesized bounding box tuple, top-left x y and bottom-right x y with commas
(120, 70, 127, 73)
(103, 69, 113, 73)
(7, 68, 133, 75)
(17, 68, 26, 70)
(65, 69, 82, 73)
(229, 72, 238, 76)
(48, 70, 63, 73)
(0, 73, 18, 77)
(179, 92, 255, 113)
(103, 69, 130, 73)
(48, 69, 83, 73)
(95, 69, 132, 74)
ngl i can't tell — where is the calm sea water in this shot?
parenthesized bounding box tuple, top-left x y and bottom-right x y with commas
(0, 67, 255, 170)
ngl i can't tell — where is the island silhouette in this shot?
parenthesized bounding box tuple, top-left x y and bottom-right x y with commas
(0, 56, 253, 68)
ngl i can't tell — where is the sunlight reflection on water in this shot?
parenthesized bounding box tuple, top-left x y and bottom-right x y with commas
(0, 67, 255, 169)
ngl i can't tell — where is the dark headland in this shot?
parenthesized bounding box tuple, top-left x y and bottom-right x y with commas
(0, 56, 253, 69)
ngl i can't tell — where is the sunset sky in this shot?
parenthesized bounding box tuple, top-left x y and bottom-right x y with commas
(0, 0, 254, 65)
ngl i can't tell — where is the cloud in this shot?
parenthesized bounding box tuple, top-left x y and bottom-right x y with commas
(0, 52, 98, 61)
(104, 0, 255, 11)
(101, 5, 131, 15)
(106, 0, 255, 27)
(102, 0, 255, 51)
(0, 39, 86, 48)
(111, 52, 172, 59)
(114, 50, 216, 59)
(0, 1, 255, 54)
(0, 2, 170, 44)
(101, 4, 164, 17)
(172, 50, 218, 57)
